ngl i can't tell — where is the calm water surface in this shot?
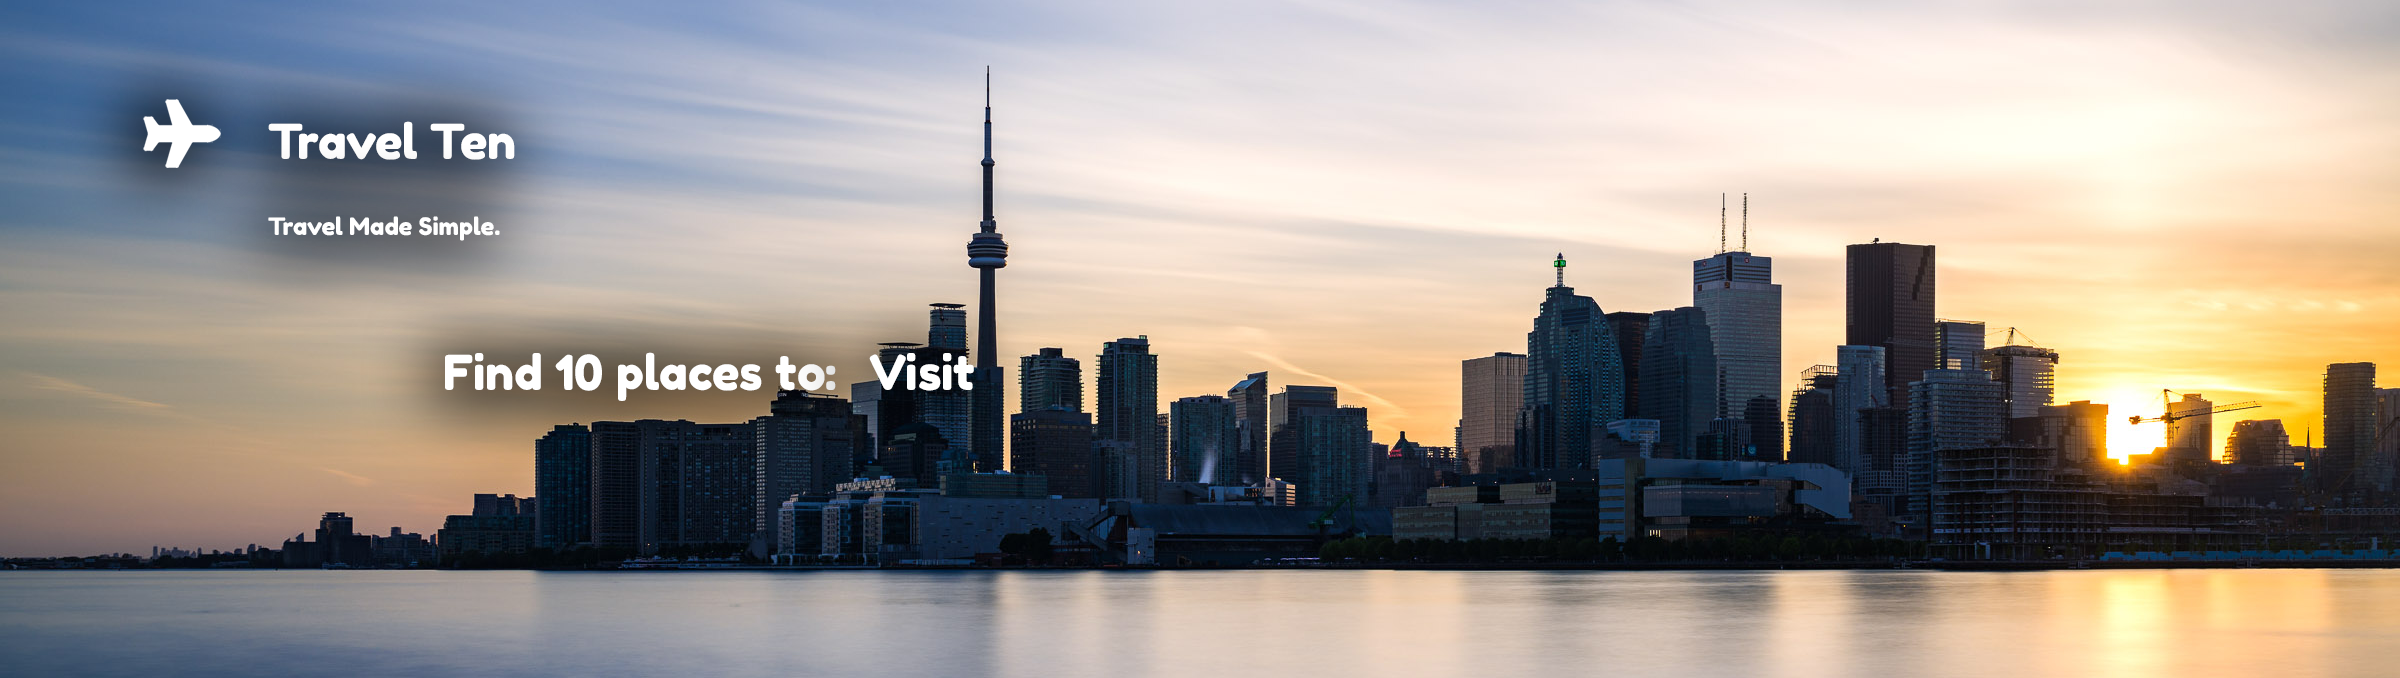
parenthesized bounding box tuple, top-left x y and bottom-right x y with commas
(4, 568, 2396, 677)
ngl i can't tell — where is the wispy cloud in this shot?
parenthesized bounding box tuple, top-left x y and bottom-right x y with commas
(1245, 350, 1406, 418)
(24, 373, 175, 411)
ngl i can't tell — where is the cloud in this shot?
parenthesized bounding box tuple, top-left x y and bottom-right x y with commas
(24, 372, 175, 412)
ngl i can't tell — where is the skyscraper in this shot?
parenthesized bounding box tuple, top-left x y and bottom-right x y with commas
(1935, 319, 1984, 370)
(1459, 352, 1526, 474)
(1640, 307, 1719, 459)
(1847, 242, 1937, 403)
(1980, 344, 2059, 419)
(752, 391, 865, 554)
(1518, 254, 1626, 470)
(919, 304, 974, 450)
(2165, 392, 2215, 469)
(1019, 347, 1082, 414)
(534, 424, 591, 549)
(1694, 234, 1781, 459)
(2319, 362, 2377, 496)
(965, 71, 1010, 474)
(1606, 312, 1651, 417)
(1228, 372, 1269, 485)
(1170, 395, 1238, 483)
(1096, 337, 1160, 502)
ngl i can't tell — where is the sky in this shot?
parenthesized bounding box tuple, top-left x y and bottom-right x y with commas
(2, 0, 2396, 556)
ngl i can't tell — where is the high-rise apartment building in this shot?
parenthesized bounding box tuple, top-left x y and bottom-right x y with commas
(1289, 404, 1372, 508)
(1018, 347, 1082, 414)
(2225, 419, 2292, 467)
(1519, 254, 1626, 470)
(1170, 395, 1239, 483)
(534, 424, 590, 549)
(1907, 368, 2005, 514)
(1847, 242, 1937, 403)
(2321, 363, 2377, 496)
(635, 419, 756, 554)
(2165, 393, 2215, 469)
(1096, 337, 1160, 502)
(1459, 352, 1526, 474)
(587, 420, 642, 550)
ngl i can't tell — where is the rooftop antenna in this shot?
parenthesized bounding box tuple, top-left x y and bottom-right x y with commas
(1718, 193, 1727, 255)
(1553, 253, 1566, 287)
(1741, 193, 1749, 252)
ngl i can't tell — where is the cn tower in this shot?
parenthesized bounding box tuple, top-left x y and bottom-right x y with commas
(965, 69, 1008, 471)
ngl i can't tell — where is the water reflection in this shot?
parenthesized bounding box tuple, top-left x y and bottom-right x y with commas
(2, 569, 2395, 678)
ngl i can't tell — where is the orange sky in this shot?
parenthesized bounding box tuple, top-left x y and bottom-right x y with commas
(4, 2, 2397, 555)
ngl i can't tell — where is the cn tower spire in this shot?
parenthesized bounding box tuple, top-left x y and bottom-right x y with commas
(980, 67, 995, 234)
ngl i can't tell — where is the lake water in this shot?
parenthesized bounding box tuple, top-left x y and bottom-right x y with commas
(4, 568, 2396, 677)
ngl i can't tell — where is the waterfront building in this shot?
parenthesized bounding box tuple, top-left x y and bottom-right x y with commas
(752, 390, 867, 554)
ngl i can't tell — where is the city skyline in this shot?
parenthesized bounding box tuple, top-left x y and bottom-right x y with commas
(6, 1, 2400, 555)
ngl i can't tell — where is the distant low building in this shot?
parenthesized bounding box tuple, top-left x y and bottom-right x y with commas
(1395, 459, 1852, 543)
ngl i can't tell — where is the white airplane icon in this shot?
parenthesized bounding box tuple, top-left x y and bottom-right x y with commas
(142, 99, 220, 168)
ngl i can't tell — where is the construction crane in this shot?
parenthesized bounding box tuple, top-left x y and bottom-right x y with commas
(2127, 389, 2259, 426)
